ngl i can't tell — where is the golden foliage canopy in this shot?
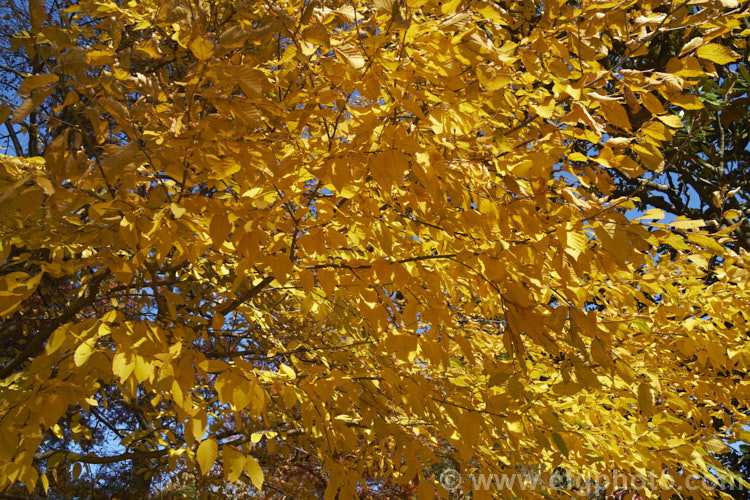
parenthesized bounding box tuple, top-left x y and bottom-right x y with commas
(1, 0, 749, 497)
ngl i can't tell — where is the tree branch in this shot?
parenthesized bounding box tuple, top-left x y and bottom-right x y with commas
(0, 268, 110, 380)
(308, 253, 458, 270)
(218, 275, 274, 316)
(4, 120, 23, 156)
(33, 447, 168, 465)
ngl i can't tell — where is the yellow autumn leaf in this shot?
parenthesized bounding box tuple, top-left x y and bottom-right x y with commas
(18, 73, 59, 95)
(636, 208, 665, 220)
(189, 37, 215, 61)
(600, 100, 632, 131)
(85, 49, 115, 66)
(637, 382, 653, 415)
(73, 341, 94, 367)
(279, 45, 297, 64)
(223, 445, 245, 483)
(301, 23, 330, 48)
(568, 152, 588, 162)
(678, 36, 704, 57)
(724, 209, 742, 219)
(45, 327, 67, 354)
(278, 363, 296, 379)
(218, 25, 249, 49)
(533, 102, 555, 119)
(133, 355, 152, 382)
(170, 203, 186, 218)
(668, 93, 703, 110)
(703, 438, 730, 454)
(687, 233, 725, 253)
(246, 455, 264, 490)
(334, 45, 365, 69)
(669, 217, 706, 229)
(29, 0, 44, 31)
(657, 114, 683, 128)
(441, 0, 462, 14)
(0, 293, 24, 319)
(112, 352, 135, 382)
(696, 43, 738, 65)
(197, 438, 219, 475)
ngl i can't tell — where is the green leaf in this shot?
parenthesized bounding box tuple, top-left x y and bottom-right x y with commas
(551, 433, 569, 457)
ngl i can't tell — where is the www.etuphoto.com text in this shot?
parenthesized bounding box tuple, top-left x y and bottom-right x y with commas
(438, 468, 747, 495)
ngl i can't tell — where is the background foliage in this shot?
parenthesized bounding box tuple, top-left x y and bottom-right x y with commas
(1, 0, 750, 498)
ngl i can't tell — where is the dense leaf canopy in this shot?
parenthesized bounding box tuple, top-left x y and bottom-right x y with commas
(1, 0, 750, 498)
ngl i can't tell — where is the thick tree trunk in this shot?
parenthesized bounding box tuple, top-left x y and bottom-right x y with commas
(127, 459, 153, 499)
